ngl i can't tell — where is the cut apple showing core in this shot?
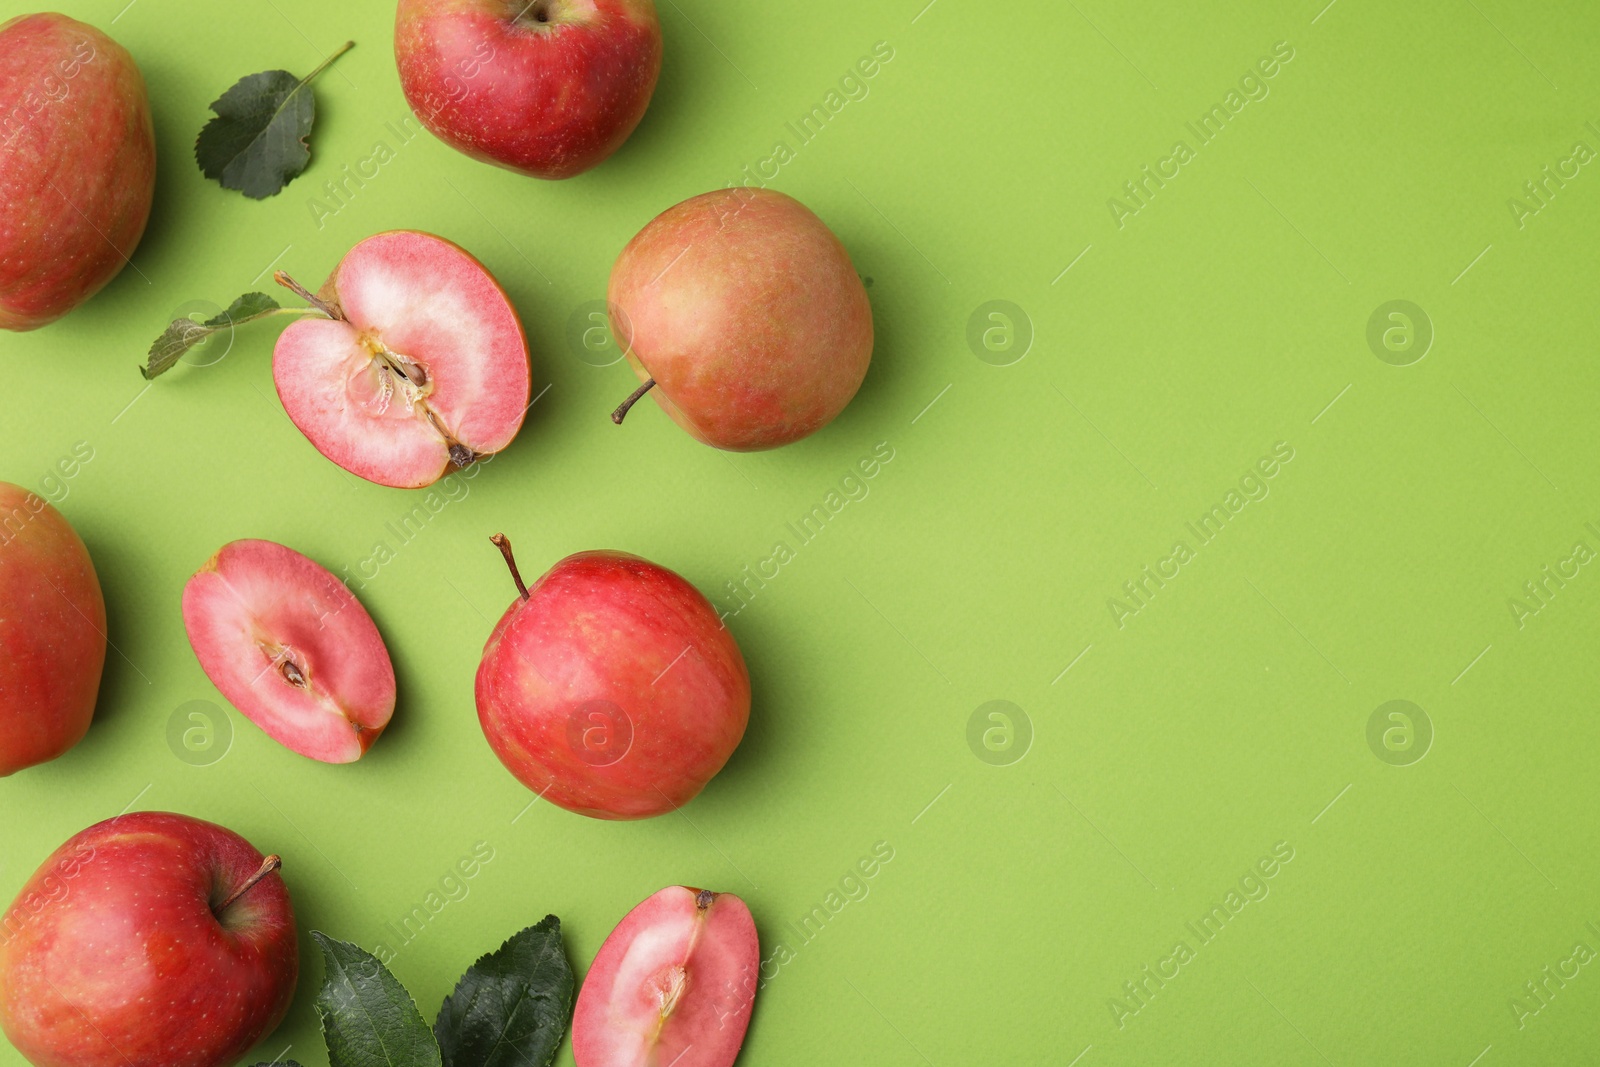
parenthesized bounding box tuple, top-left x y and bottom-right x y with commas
(182, 539, 396, 763)
(573, 886, 759, 1067)
(273, 230, 531, 489)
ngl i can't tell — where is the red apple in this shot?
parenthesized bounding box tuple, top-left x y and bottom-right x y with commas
(0, 812, 298, 1067)
(607, 187, 873, 450)
(394, 0, 663, 180)
(0, 14, 155, 331)
(0, 482, 105, 775)
(182, 539, 396, 763)
(475, 535, 750, 819)
(272, 230, 531, 488)
(572, 886, 758, 1067)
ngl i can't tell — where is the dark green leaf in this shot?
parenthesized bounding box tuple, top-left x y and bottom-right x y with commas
(194, 41, 353, 199)
(314, 933, 443, 1067)
(141, 292, 284, 379)
(247, 1062, 306, 1067)
(434, 916, 574, 1067)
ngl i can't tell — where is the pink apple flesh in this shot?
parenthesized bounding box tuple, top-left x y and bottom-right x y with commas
(476, 541, 750, 819)
(182, 539, 396, 763)
(573, 886, 758, 1067)
(395, 0, 663, 180)
(0, 13, 155, 331)
(0, 482, 106, 775)
(608, 187, 874, 450)
(273, 230, 531, 489)
(0, 811, 298, 1067)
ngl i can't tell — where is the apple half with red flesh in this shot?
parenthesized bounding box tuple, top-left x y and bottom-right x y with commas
(272, 230, 531, 489)
(0, 14, 156, 331)
(395, 0, 663, 180)
(0, 482, 106, 775)
(0, 811, 298, 1067)
(608, 187, 874, 450)
(573, 886, 758, 1067)
(183, 539, 395, 763)
(475, 536, 750, 819)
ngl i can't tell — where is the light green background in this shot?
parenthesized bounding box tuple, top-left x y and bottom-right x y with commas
(5, 0, 1600, 1064)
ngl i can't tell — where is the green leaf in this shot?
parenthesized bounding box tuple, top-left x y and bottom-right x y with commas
(195, 41, 354, 200)
(313, 933, 443, 1067)
(141, 292, 287, 379)
(434, 916, 575, 1067)
(247, 1062, 306, 1067)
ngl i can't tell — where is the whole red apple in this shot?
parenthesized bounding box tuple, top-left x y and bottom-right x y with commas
(608, 187, 874, 450)
(476, 535, 750, 819)
(0, 482, 105, 776)
(394, 0, 663, 180)
(0, 13, 156, 331)
(0, 812, 298, 1067)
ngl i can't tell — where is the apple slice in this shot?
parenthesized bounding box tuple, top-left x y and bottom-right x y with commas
(573, 886, 759, 1067)
(182, 539, 395, 763)
(273, 230, 530, 489)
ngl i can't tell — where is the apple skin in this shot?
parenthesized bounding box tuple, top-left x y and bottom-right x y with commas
(608, 187, 874, 450)
(0, 14, 156, 331)
(395, 0, 662, 180)
(0, 482, 106, 776)
(0, 812, 298, 1067)
(476, 549, 750, 819)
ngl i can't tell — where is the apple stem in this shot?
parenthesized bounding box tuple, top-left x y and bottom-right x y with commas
(273, 271, 344, 321)
(302, 40, 356, 89)
(611, 378, 656, 425)
(218, 855, 282, 913)
(490, 533, 529, 600)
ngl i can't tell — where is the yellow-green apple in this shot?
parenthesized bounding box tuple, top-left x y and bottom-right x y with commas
(182, 539, 396, 763)
(0, 482, 105, 775)
(394, 0, 663, 179)
(0, 812, 298, 1067)
(572, 886, 758, 1067)
(0, 14, 155, 331)
(607, 187, 873, 450)
(476, 536, 749, 819)
(272, 230, 531, 488)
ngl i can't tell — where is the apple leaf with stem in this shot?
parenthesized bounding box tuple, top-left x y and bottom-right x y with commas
(434, 917, 574, 1067)
(140, 292, 325, 379)
(195, 41, 354, 200)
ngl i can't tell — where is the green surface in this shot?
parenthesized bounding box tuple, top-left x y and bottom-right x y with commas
(4, 0, 1600, 1064)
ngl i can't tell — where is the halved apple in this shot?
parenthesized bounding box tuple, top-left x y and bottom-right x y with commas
(573, 886, 759, 1067)
(182, 539, 395, 763)
(273, 230, 531, 489)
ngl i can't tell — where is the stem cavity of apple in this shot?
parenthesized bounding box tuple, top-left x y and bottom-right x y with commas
(491, 533, 530, 600)
(217, 854, 282, 914)
(511, 0, 557, 27)
(611, 378, 656, 425)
